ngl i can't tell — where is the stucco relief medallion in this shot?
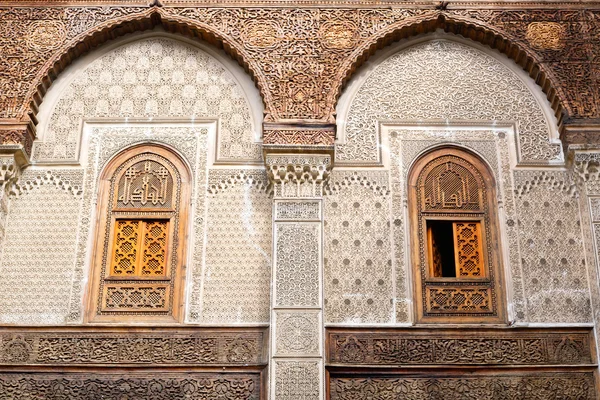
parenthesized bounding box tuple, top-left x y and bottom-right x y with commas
(240, 21, 282, 50)
(526, 22, 565, 50)
(26, 20, 67, 52)
(279, 315, 315, 353)
(318, 21, 358, 50)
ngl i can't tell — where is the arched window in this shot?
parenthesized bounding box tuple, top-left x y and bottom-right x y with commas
(408, 147, 506, 324)
(87, 144, 191, 323)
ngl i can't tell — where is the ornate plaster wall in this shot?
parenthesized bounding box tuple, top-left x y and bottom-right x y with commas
(328, 37, 593, 325)
(0, 36, 270, 325)
(197, 170, 272, 324)
(324, 171, 393, 324)
(336, 38, 561, 165)
(0, 171, 82, 324)
(34, 33, 262, 164)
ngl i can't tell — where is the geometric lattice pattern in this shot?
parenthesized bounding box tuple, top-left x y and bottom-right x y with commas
(426, 287, 491, 313)
(111, 220, 167, 277)
(112, 220, 139, 276)
(34, 38, 259, 163)
(103, 285, 169, 311)
(455, 222, 483, 278)
(337, 40, 559, 164)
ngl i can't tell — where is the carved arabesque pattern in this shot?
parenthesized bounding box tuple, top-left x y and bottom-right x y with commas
(275, 311, 319, 356)
(327, 329, 594, 366)
(0, 169, 83, 324)
(5, 6, 599, 126)
(514, 170, 591, 323)
(338, 40, 559, 164)
(324, 170, 393, 323)
(35, 37, 258, 163)
(0, 329, 265, 365)
(329, 374, 595, 400)
(0, 373, 260, 399)
(275, 224, 320, 307)
(199, 169, 272, 324)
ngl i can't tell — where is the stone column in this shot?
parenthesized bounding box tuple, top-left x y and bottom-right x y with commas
(263, 124, 334, 400)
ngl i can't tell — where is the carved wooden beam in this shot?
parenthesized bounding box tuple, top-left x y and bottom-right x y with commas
(0, 326, 268, 366)
(326, 327, 596, 366)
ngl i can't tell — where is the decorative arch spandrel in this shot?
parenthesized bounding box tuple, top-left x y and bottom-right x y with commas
(4, 5, 585, 129)
(408, 146, 506, 324)
(86, 143, 191, 323)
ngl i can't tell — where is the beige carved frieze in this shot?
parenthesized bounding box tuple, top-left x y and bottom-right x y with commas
(263, 128, 335, 147)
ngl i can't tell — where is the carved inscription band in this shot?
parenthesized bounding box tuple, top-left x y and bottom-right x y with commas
(0, 328, 267, 365)
(326, 328, 594, 366)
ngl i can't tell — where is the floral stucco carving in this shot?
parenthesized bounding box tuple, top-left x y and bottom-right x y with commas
(0, 4, 596, 133)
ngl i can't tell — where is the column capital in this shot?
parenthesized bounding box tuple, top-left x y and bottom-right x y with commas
(568, 144, 600, 184)
(0, 154, 24, 197)
(265, 153, 332, 198)
(0, 121, 35, 163)
(561, 122, 600, 147)
(263, 122, 335, 199)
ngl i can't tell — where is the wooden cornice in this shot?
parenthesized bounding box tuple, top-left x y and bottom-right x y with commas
(2, 0, 600, 9)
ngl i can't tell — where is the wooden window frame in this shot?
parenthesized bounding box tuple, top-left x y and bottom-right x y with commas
(86, 143, 191, 324)
(408, 146, 506, 324)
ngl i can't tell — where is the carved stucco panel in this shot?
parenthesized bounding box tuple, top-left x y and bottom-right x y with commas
(0, 170, 83, 324)
(35, 37, 259, 163)
(274, 310, 320, 357)
(514, 171, 591, 323)
(324, 171, 393, 324)
(275, 200, 321, 221)
(338, 40, 559, 165)
(275, 223, 320, 308)
(274, 360, 321, 400)
(199, 169, 272, 324)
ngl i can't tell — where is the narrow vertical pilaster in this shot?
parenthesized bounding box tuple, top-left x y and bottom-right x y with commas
(0, 151, 26, 262)
(572, 146, 600, 368)
(266, 153, 331, 400)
